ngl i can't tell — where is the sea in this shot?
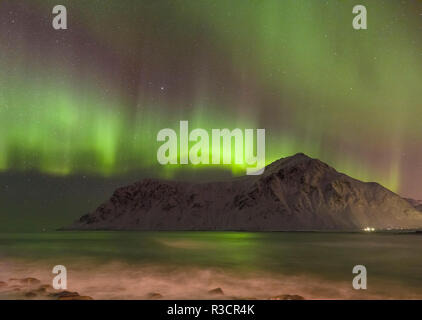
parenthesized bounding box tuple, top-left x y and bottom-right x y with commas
(0, 231, 421, 299)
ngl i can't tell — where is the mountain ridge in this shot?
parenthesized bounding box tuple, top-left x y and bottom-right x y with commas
(65, 153, 422, 231)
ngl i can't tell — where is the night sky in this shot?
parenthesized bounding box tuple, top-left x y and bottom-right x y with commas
(1, 0, 422, 231)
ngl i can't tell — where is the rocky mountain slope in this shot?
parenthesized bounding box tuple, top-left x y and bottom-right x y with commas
(404, 198, 422, 212)
(65, 153, 422, 231)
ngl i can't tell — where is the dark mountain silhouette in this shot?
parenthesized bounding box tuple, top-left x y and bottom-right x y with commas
(65, 153, 422, 231)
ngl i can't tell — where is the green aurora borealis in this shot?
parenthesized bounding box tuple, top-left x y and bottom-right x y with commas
(1, 0, 422, 198)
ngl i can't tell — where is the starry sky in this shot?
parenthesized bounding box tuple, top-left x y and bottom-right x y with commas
(1, 0, 422, 231)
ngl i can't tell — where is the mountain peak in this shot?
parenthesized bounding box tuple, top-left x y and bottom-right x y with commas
(263, 153, 333, 178)
(291, 152, 309, 158)
(271, 153, 318, 166)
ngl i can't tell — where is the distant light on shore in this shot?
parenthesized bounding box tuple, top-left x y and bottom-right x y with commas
(363, 227, 376, 232)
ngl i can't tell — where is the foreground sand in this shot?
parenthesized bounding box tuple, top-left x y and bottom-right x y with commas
(0, 276, 307, 300)
(0, 277, 93, 300)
